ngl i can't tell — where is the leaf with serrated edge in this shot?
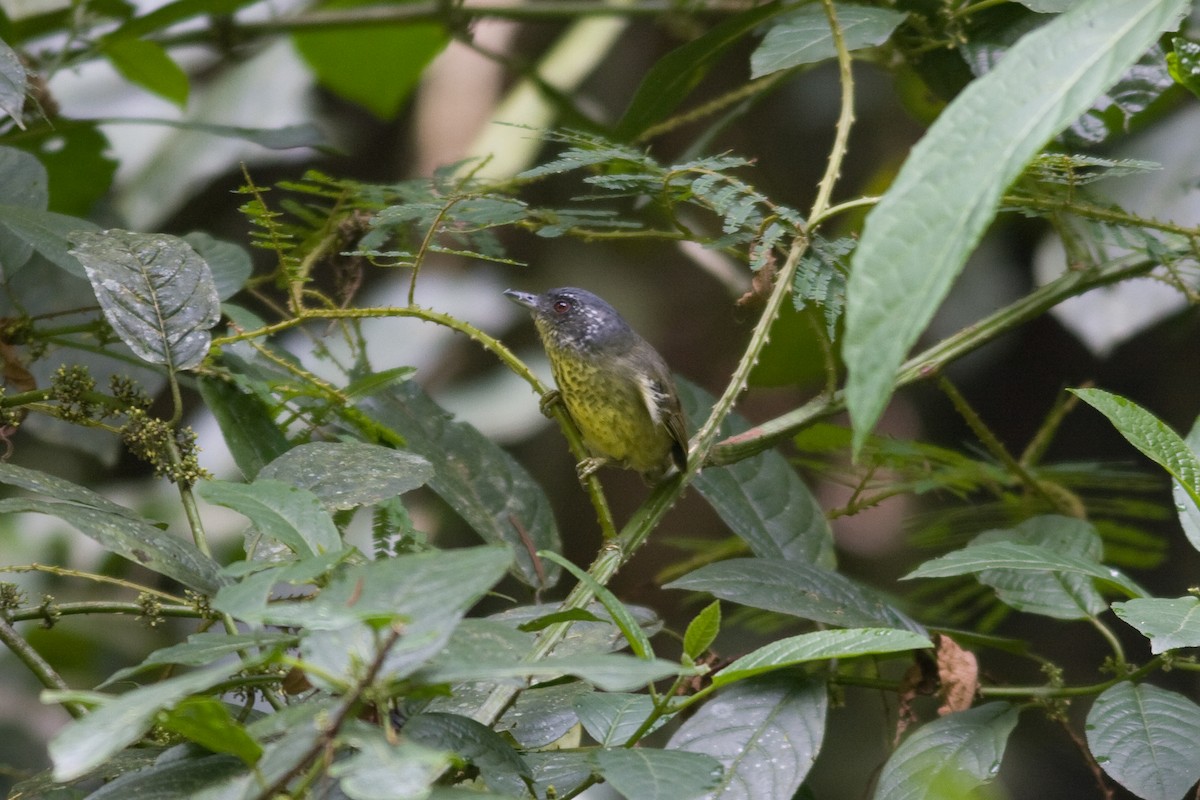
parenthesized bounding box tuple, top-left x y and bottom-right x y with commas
(1086, 682, 1200, 800)
(670, 675, 827, 800)
(714, 628, 931, 687)
(594, 748, 723, 800)
(843, 0, 1188, 452)
(71, 229, 220, 371)
(1113, 597, 1200, 654)
(875, 703, 1018, 800)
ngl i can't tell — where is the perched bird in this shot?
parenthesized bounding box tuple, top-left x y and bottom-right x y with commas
(504, 287, 688, 483)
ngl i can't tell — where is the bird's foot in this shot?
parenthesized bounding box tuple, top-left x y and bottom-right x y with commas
(576, 457, 607, 483)
(539, 390, 562, 418)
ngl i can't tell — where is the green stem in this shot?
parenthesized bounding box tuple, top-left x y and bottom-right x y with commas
(0, 564, 186, 603)
(706, 252, 1160, 466)
(0, 616, 86, 718)
(1088, 616, 1127, 672)
(980, 657, 1163, 699)
(4, 601, 201, 622)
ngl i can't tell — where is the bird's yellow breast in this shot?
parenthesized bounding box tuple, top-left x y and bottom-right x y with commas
(548, 349, 674, 476)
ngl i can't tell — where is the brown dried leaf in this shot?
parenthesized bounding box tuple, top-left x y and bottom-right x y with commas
(935, 633, 979, 716)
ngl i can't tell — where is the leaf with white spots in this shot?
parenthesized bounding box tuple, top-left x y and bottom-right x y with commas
(71, 229, 220, 371)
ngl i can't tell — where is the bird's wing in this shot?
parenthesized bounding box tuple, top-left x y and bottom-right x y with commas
(636, 365, 689, 472)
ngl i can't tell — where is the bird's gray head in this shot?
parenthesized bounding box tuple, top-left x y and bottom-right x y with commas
(504, 287, 634, 353)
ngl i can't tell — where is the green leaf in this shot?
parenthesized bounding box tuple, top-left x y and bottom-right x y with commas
(903, 540, 1147, 599)
(102, 37, 189, 107)
(496, 683, 590, 748)
(290, 548, 512, 684)
(971, 515, 1107, 619)
(714, 628, 932, 687)
(683, 600, 721, 661)
(197, 478, 341, 557)
(1086, 682, 1200, 800)
(293, 13, 447, 119)
(427, 651, 689, 693)
(842, 0, 1189, 452)
(100, 631, 296, 686)
(13, 122, 118, 216)
(613, 2, 789, 140)
(80, 752, 244, 799)
(212, 550, 349, 625)
(1113, 597, 1200, 654)
(0, 37, 27, 128)
(0, 496, 224, 594)
(593, 748, 723, 800)
(182, 232, 250, 300)
(0, 205, 98, 276)
(71, 229, 220, 371)
(1168, 36, 1200, 99)
(196, 376, 289, 481)
(258, 441, 433, 510)
(156, 697, 262, 766)
(669, 675, 827, 799)
(574, 692, 664, 746)
(359, 383, 561, 589)
(524, 751, 596, 800)
(331, 726, 454, 800)
(0, 146, 48, 273)
(750, 3, 907, 78)
(404, 713, 531, 797)
(46, 660, 252, 781)
(1172, 410, 1200, 554)
(875, 703, 1018, 800)
(540, 549, 654, 659)
(667, 558, 922, 632)
(1073, 388, 1200, 511)
(679, 379, 835, 567)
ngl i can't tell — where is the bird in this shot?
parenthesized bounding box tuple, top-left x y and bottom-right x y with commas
(504, 287, 688, 483)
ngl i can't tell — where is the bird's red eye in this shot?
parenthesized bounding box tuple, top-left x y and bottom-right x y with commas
(552, 299, 571, 314)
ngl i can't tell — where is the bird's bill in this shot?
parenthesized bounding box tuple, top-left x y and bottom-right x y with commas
(503, 289, 539, 309)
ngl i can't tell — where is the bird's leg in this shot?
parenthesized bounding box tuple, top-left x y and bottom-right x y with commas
(576, 457, 608, 483)
(538, 389, 562, 418)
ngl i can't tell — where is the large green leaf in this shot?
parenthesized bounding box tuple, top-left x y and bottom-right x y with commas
(197, 478, 342, 557)
(669, 675, 827, 800)
(575, 692, 663, 746)
(258, 441, 433, 511)
(330, 728, 453, 800)
(359, 383, 560, 589)
(0, 205, 98, 276)
(46, 660, 252, 781)
(874, 703, 1018, 800)
(1113, 597, 1200, 654)
(404, 713, 531, 797)
(0, 496, 224, 594)
(904, 540, 1146, 599)
(750, 3, 907, 78)
(10, 122, 118, 216)
(613, 2, 789, 140)
(679, 379, 835, 567)
(101, 37, 189, 107)
(1086, 682, 1200, 800)
(0, 145, 48, 272)
(842, 0, 1188, 452)
(972, 515, 1107, 619)
(713, 628, 932, 687)
(593, 748, 723, 800)
(71, 229, 220, 371)
(0, 37, 27, 128)
(667, 558, 922, 632)
(156, 697, 262, 766)
(196, 376, 289, 481)
(292, 11, 447, 119)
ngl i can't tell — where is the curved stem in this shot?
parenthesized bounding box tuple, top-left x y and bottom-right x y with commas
(0, 616, 85, 718)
